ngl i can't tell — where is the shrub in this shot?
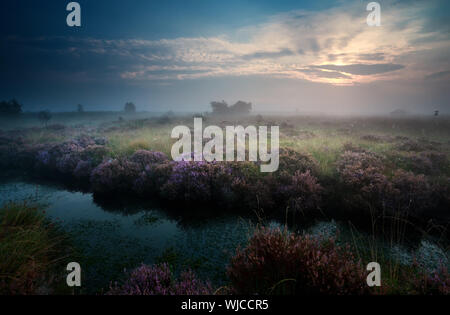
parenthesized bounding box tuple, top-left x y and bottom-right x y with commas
(408, 151, 448, 175)
(390, 170, 435, 215)
(342, 142, 367, 153)
(272, 171, 323, 215)
(130, 150, 168, 169)
(134, 161, 174, 196)
(106, 263, 212, 295)
(79, 145, 110, 166)
(336, 151, 392, 209)
(278, 148, 318, 176)
(228, 228, 369, 295)
(405, 264, 450, 295)
(73, 160, 94, 180)
(90, 158, 141, 194)
(360, 134, 384, 142)
(160, 161, 233, 203)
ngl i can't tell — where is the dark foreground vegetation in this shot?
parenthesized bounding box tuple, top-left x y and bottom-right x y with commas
(0, 113, 449, 295)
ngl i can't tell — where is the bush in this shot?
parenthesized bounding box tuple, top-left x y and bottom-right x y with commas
(227, 228, 369, 295)
(272, 171, 323, 215)
(90, 158, 141, 194)
(278, 148, 319, 176)
(408, 151, 448, 175)
(130, 150, 168, 169)
(134, 161, 175, 196)
(391, 170, 435, 215)
(404, 264, 450, 295)
(160, 161, 232, 203)
(336, 151, 393, 211)
(106, 263, 212, 295)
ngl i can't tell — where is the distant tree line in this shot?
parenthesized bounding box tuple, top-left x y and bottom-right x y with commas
(124, 102, 136, 113)
(0, 99, 22, 115)
(210, 100, 252, 116)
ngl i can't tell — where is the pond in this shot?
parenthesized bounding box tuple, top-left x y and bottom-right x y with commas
(0, 178, 447, 294)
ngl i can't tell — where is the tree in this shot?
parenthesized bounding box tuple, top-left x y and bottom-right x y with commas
(0, 99, 22, 116)
(77, 104, 84, 113)
(210, 100, 252, 116)
(124, 102, 136, 113)
(38, 110, 52, 127)
(230, 101, 252, 115)
(210, 101, 229, 115)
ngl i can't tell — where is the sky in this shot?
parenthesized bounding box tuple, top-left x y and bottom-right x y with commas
(1, 0, 449, 114)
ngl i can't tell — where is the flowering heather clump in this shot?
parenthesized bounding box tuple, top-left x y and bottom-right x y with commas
(360, 134, 385, 143)
(134, 161, 174, 196)
(90, 158, 141, 194)
(278, 148, 319, 176)
(408, 151, 448, 175)
(230, 176, 274, 211)
(73, 160, 93, 180)
(35, 141, 84, 172)
(406, 264, 450, 295)
(227, 228, 369, 295)
(273, 171, 323, 215)
(395, 139, 438, 152)
(336, 151, 391, 205)
(390, 170, 435, 215)
(80, 145, 110, 166)
(106, 263, 212, 295)
(55, 153, 82, 175)
(342, 142, 367, 153)
(130, 150, 168, 169)
(161, 161, 233, 203)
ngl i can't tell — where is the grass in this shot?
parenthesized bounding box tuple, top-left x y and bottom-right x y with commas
(0, 202, 71, 294)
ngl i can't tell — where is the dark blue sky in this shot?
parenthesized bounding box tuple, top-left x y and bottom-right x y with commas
(1, 0, 449, 113)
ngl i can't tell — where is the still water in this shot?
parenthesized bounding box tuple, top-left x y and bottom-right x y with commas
(0, 178, 447, 293)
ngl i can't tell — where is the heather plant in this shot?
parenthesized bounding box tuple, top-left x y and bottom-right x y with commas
(277, 148, 319, 176)
(134, 161, 175, 196)
(336, 150, 440, 216)
(80, 145, 110, 166)
(73, 160, 94, 180)
(90, 158, 141, 194)
(336, 151, 393, 211)
(395, 139, 437, 152)
(408, 151, 448, 175)
(360, 134, 385, 143)
(129, 150, 168, 169)
(160, 161, 233, 203)
(401, 263, 450, 295)
(106, 263, 212, 295)
(272, 171, 323, 216)
(390, 170, 435, 216)
(342, 142, 367, 153)
(227, 227, 369, 295)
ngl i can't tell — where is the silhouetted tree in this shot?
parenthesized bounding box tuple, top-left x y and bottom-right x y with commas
(77, 104, 84, 113)
(124, 102, 136, 113)
(0, 99, 22, 116)
(210, 100, 252, 116)
(211, 101, 229, 115)
(38, 110, 52, 127)
(230, 101, 252, 115)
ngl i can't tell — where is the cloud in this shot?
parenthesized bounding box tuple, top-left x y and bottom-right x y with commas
(314, 64, 405, 76)
(241, 48, 295, 60)
(3, 0, 449, 86)
(425, 70, 450, 80)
